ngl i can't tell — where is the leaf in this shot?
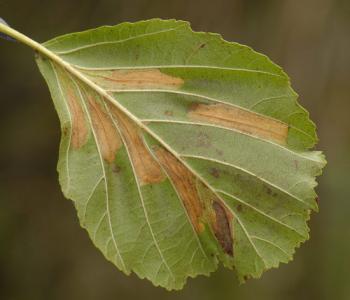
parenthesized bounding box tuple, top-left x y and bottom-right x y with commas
(34, 19, 326, 290)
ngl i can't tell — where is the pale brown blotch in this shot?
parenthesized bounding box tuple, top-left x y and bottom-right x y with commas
(188, 103, 288, 145)
(84, 69, 184, 90)
(155, 148, 205, 233)
(109, 106, 165, 185)
(65, 86, 88, 149)
(87, 95, 122, 163)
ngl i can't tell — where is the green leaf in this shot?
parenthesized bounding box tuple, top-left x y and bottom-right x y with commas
(33, 19, 325, 290)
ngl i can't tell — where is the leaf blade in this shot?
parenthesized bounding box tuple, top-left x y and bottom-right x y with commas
(35, 19, 326, 289)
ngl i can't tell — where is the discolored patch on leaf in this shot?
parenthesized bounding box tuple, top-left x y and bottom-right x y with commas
(86, 94, 122, 163)
(209, 167, 220, 178)
(82, 69, 184, 90)
(110, 107, 165, 185)
(65, 85, 89, 149)
(212, 201, 233, 256)
(188, 103, 289, 145)
(155, 147, 205, 233)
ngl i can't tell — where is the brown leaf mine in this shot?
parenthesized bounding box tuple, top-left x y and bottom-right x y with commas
(155, 148, 205, 232)
(82, 69, 184, 90)
(110, 107, 165, 185)
(87, 95, 122, 163)
(189, 103, 288, 145)
(65, 86, 88, 149)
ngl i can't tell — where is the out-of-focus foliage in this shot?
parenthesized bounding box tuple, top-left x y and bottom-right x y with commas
(0, 0, 348, 299)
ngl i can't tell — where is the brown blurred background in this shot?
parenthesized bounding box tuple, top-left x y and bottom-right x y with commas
(0, 0, 349, 299)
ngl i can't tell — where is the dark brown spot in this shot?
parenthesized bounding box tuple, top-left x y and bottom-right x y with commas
(216, 149, 223, 156)
(294, 160, 299, 170)
(196, 132, 211, 148)
(210, 167, 220, 178)
(189, 102, 200, 111)
(62, 127, 68, 137)
(237, 204, 242, 212)
(266, 186, 273, 196)
(113, 165, 121, 173)
(164, 110, 174, 116)
(212, 201, 233, 256)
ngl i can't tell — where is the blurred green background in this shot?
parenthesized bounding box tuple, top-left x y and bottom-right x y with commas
(0, 0, 349, 299)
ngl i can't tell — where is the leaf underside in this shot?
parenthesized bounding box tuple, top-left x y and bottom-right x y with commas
(35, 19, 326, 290)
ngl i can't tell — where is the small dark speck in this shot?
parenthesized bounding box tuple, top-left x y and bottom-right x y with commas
(196, 132, 211, 148)
(62, 127, 68, 136)
(216, 149, 223, 156)
(266, 187, 272, 195)
(210, 167, 220, 178)
(237, 204, 242, 212)
(164, 110, 173, 116)
(294, 160, 299, 170)
(188, 102, 200, 111)
(112, 165, 121, 173)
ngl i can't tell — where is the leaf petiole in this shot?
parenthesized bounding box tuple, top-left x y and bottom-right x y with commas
(0, 21, 62, 65)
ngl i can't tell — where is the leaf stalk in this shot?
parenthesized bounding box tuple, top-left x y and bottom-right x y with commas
(0, 23, 66, 67)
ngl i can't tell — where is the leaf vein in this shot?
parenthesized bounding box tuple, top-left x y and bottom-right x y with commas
(53, 25, 187, 55)
(83, 176, 104, 222)
(251, 235, 292, 259)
